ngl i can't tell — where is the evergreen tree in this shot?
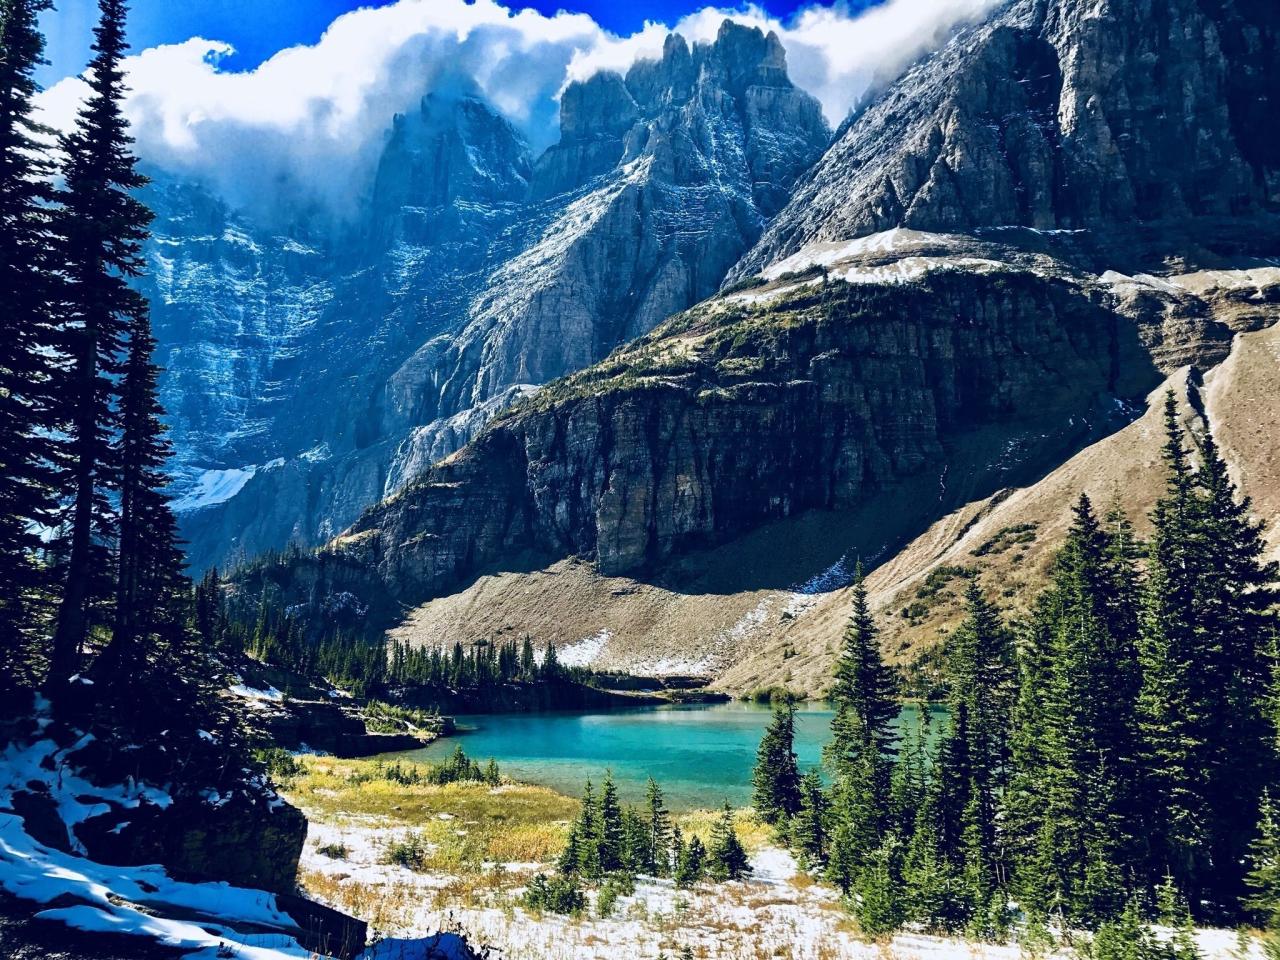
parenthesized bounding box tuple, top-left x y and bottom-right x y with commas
(1195, 430, 1279, 906)
(791, 769, 829, 870)
(1138, 395, 1279, 911)
(520, 636, 536, 678)
(50, 0, 153, 687)
(542, 642, 560, 680)
(901, 784, 959, 933)
(597, 772, 624, 874)
(888, 704, 929, 839)
(96, 311, 178, 684)
(1007, 495, 1142, 923)
(620, 806, 649, 874)
(1087, 896, 1174, 960)
(826, 748, 883, 892)
(826, 568, 899, 780)
(853, 836, 905, 937)
(960, 781, 996, 936)
(0, 0, 62, 687)
(824, 570, 900, 885)
(708, 802, 749, 881)
(752, 701, 802, 824)
(571, 780, 598, 875)
(943, 583, 1013, 904)
(1137, 395, 1215, 900)
(675, 834, 705, 888)
(932, 702, 974, 871)
(1002, 592, 1055, 913)
(644, 778, 672, 876)
(558, 819, 584, 875)
(1247, 791, 1280, 931)
(1155, 874, 1202, 960)
(826, 805, 861, 895)
(947, 580, 1014, 799)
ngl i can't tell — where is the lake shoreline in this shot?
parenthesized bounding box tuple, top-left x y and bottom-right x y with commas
(377, 701, 947, 811)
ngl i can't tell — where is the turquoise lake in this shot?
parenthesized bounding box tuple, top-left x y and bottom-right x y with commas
(393, 702, 945, 810)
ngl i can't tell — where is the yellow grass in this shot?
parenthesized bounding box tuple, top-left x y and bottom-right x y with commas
(283, 756, 577, 871)
(675, 807, 772, 854)
(288, 755, 767, 882)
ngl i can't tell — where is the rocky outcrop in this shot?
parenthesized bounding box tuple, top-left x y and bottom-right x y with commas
(251, 697, 431, 758)
(74, 790, 306, 894)
(730, 0, 1280, 280)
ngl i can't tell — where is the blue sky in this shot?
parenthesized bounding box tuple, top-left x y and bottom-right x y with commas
(39, 0, 866, 86)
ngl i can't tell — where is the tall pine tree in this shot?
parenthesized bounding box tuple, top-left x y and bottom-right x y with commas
(1138, 394, 1279, 912)
(644, 778, 672, 876)
(49, 0, 152, 687)
(1007, 495, 1142, 923)
(93, 311, 184, 692)
(947, 582, 1013, 900)
(0, 0, 62, 689)
(824, 568, 899, 883)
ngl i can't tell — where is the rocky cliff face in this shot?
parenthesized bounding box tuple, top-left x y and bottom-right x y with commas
(730, 0, 1279, 279)
(390, 22, 829, 439)
(150, 25, 828, 573)
(233, 250, 1166, 624)
(145, 91, 534, 570)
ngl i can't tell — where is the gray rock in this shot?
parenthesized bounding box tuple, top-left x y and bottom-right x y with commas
(730, 0, 1280, 280)
(149, 25, 828, 573)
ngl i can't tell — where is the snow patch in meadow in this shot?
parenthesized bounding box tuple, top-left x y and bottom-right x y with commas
(296, 815, 1264, 960)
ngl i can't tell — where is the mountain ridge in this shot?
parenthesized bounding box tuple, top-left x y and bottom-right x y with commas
(226, 0, 1280, 690)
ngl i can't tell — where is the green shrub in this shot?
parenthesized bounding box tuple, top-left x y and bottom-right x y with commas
(524, 872, 585, 915)
(256, 747, 302, 785)
(382, 832, 431, 870)
(596, 874, 635, 917)
(742, 685, 797, 705)
(970, 523, 1038, 558)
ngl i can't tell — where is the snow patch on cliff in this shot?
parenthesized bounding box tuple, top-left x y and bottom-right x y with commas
(170, 466, 257, 512)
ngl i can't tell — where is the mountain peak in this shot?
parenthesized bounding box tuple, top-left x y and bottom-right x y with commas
(731, 0, 1280, 279)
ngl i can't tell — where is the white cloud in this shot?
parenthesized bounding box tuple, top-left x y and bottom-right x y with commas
(36, 0, 1000, 220)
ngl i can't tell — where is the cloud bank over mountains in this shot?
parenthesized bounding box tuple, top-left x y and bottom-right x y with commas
(38, 0, 1000, 220)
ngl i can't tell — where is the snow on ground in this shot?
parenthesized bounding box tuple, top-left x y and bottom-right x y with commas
(761, 227, 928, 280)
(0, 721, 317, 959)
(297, 812, 1267, 960)
(229, 681, 285, 703)
(170, 466, 257, 513)
(722, 276, 821, 306)
(557, 629, 613, 668)
(783, 556, 857, 619)
(829, 255, 1010, 286)
(727, 231, 1021, 307)
(0, 706, 492, 959)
